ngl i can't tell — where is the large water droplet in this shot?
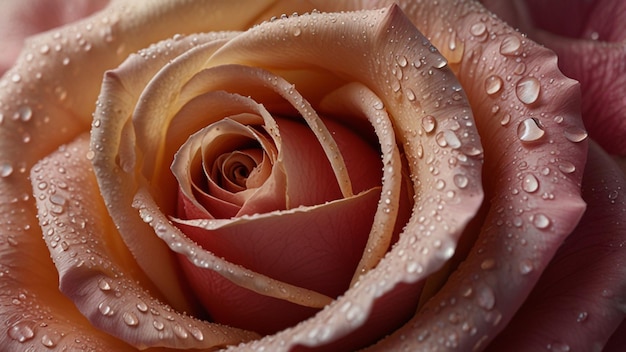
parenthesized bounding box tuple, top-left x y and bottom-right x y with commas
(443, 130, 461, 149)
(485, 75, 503, 95)
(7, 321, 35, 342)
(123, 311, 139, 326)
(521, 174, 539, 193)
(453, 174, 469, 189)
(40, 333, 59, 348)
(500, 35, 521, 56)
(558, 161, 576, 174)
(98, 302, 114, 316)
(422, 115, 437, 134)
(517, 118, 545, 142)
(563, 127, 588, 143)
(516, 77, 541, 104)
(470, 22, 487, 38)
(532, 213, 551, 229)
(1, 162, 13, 177)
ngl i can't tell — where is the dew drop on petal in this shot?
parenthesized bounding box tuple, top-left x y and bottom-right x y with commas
(8, 321, 35, 342)
(485, 75, 503, 95)
(521, 173, 539, 193)
(476, 286, 496, 310)
(1, 162, 13, 177)
(516, 77, 541, 104)
(500, 113, 511, 126)
(500, 35, 521, 56)
(558, 161, 576, 174)
(517, 118, 545, 142)
(40, 333, 58, 348)
(563, 127, 588, 143)
(532, 213, 551, 229)
(444, 130, 461, 149)
(422, 115, 436, 134)
(470, 22, 487, 37)
(453, 174, 469, 189)
(123, 311, 139, 326)
(519, 259, 534, 275)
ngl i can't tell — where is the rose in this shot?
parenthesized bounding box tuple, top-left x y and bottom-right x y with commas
(3, 0, 620, 352)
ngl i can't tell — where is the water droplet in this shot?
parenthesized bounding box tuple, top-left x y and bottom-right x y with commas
(480, 258, 496, 270)
(421, 115, 437, 134)
(41, 333, 58, 347)
(576, 311, 588, 323)
(190, 327, 204, 341)
(500, 35, 521, 56)
(514, 62, 526, 75)
(453, 174, 469, 189)
(406, 261, 423, 274)
(136, 300, 148, 312)
(500, 113, 511, 126)
(8, 321, 35, 342)
(517, 118, 545, 142)
(443, 130, 461, 149)
(476, 286, 496, 310)
(123, 311, 139, 326)
(1, 162, 13, 177)
(292, 27, 302, 37)
(396, 55, 408, 67)
(485, 75, 503, 95)
(516, 77, 541, 104)
(519, 259, 534, 275)
(470, 23, 487, 37)
(11, 73, 22, 83)
(532, 213, 551, 229)
(405, 88, 416, 102)
(17, 106, 32, 121)
(152, 319, 165, 331)
(98, 279, 111, 291)
(98, 302, 114, 316)
(558, 161, 576, 174)
(547, 341, 571, 352)
(521, 174, 539, 193)
(174, 323, 188, 339)
(563, 127, 588, 143)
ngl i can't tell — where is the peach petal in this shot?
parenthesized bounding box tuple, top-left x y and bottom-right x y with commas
(91, 33, 234, 314)
(31, 135, 259, 349)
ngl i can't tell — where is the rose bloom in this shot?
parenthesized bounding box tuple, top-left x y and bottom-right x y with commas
(1, 0, 624, 351)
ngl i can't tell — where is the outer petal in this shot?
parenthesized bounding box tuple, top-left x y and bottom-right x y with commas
(487, 141, 626, 351)
(323, 0, 587, 350)
(31, 135, 258, 349)
(480, 0, 626, 155)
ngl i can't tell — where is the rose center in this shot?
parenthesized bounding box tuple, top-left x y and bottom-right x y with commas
(211, 148, 263, 192)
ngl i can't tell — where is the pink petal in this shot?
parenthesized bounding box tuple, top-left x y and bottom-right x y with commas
(487, 141, 626, 351)
(337, 1, 587, 350)
(31, 135, 259, 349)
(482, 0, 626, 155)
